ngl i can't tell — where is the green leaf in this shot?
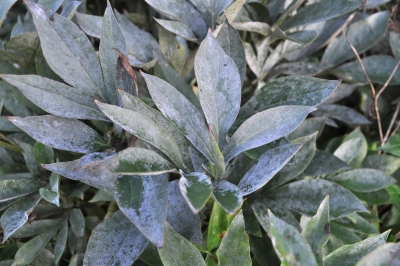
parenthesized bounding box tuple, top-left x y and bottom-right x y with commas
(0, 0, 17, 28)
(353, 189, 391, 205)
(38, 0, 64, 11)
(154, 59, 201, 112)
(26, 2, 105, 100)
(330, 221, 362, 245)
(378, 134, 400, 156)
(343, 128, 368, 168)
(75, 12, 102, 38)
(84, 211, 149, 266)
(239, 144, 300, 195)
(324, 231, 390, 266)
(114, 174, 168, 248)
(194, 31, 241, 147)
(12, 216, 65, 266)
(216, 20, 246, 83)
(42, 152, 117, 193)
(252, 198, 301, 235)
(224, 0, 246, 23)
(154, 18, 201, 43)
(142, 73, 224, 176)
(68, 254, 84, 266)
(0, 164, 32, 181)
(19, 142, 41, 176)
(333, 138, 362, 164)
(33, 142, 54, 165)
(313, 104, 371, 125)
(390, 31, 400, 59)
(179, 171, 212, 214)
(238, 77, 339, 120)
(327, 169, 395, 192)
(6, 31, 39, 65)
(106, 147, 176, 175)
(334, 215, 378, 235)
(158, 222, 206, 266)
(242, 201, 262, 237)
(264, 132, 318, 190)
(39, 172, 60, 206)
(271, 179, 367, 219)
(11, 219, 60, 238)
(158, 26, 186, 75)
(333, 55, 400, 85)
(269, 210, 318, 266)
(224, 105, 315, 162)
(272, 29, 318, 45)
(231, 22, 270, 35)
(70, 209, 85, 237)
(60, 1, 82, 20)
(322, 11, 389, 66)
(189, 0, 233, 29)
(280, 0, 361, 30)
(195, 30, 241, 147)
(208, 201, 229, 252)
(54, 219, 68, 265)
(304, 150, 349, 176)
(145, 0, 207, 39)
(96, 101, 186, 170)
(212, 180, 242, 214)
(8, 115, 106, 153)
(355, 243, 400, 266)
(362, 154, 400, 175)
(119, 90, 192, 173)
(216, 211, 251, 266)
(167, 180, 202, 244)
(1, 74, 108, 121)
(386, 184, 400, 204)
(99, 2, 128, 105)
(301, 196, 330, 266)
(0, 179, 46, 202)
(1, 193, 41, 242)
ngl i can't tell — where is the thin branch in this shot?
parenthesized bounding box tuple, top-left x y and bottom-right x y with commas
(345, 34, 384, 143)
(384, 101, 400, 143)
(376, 58, 400, 99)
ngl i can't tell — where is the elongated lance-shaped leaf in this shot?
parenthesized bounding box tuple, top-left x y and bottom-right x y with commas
(271, 29, 318, 45)
(0, 0, 17, 28)
(119, 90, 192, 173)
(1, 74, 108, 121)
(8, 115, 107, 153)
(216, 20, 246, 84)
(355, 242, 400, 266)
(179, 171, 212, 214)
(238, 77, 340, 120)
(167, 180, 202, 244)
(1, 193, 41, 242)
(0, 179, 46, 202)
(99, 2, 128, 105)
(105, 147, 176, 175)
(302, 195, 330, 266)
(114, 174, 168, 248)
(216, 211, 251, 266)
(154, 18, 201, 43)
(223, 105, 315, 162)
(269, 210, 318, 266)
(208, 201, 228, 252)
(54, 219, 68, 265)
(189, 0, 233, 29)
(42, 152, 117, 193)
(84, 211, 149, 266)
(25, 2, 106, 101)
(324, 230, 390, 266)
(70, 208, 85, 237)
(327, 169, 396, 193)
(212, 180, 242, 214)
(158, 222, 206, 265)
(271, 179, 367, 219)
(280, 0, 361, 31)
(12, 215, 66, 266)
(239, 144, 301, 195)
(195, 30, 241, 147)
(96, 101, 186, 171)
(141, 72, 225, 177)
(145, 0, 207, 39)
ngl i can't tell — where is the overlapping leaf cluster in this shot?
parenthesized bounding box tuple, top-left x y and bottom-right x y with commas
(1, 0, 400, 265)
